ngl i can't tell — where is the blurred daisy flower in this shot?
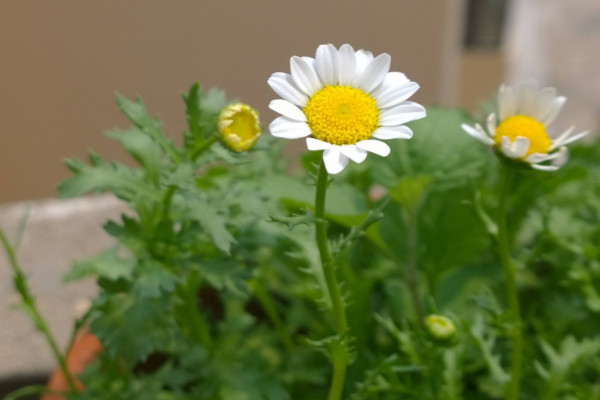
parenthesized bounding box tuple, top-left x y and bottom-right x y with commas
(462, 83, 589, 171)
(219, 103, 261, 152)
(268, 44, 425, 174)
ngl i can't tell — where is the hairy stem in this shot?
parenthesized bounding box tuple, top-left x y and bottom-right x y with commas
(497, 167, 523, 400)
(314, 159, 349, 400)
(0, 227, 78, 393)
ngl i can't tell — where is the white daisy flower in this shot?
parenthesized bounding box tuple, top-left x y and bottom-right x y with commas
(461, 83, 589, 171)
(267, 43, 426, 174)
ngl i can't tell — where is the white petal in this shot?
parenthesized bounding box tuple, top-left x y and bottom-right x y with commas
(559, 130, 589, 147)
(486, 113, 497, 138)
(358, 53, 391, 93)
(338, 44, 356, 86)
(379, 101, 426, 126)
(323, 147, 349, 174)
(511, 136, 530, 158)
(373, 80, 420, 109)
(269, 117, 311, 139)
(315, 44, 340, 86)
(306, 137, 333, 151)
(498, 84, 516, 121)
(269, 99, 306, 121)
(530, 87, 557, 122)
(356, 139, 391, 156)
(371, 71, 409, 93)
(551, 146, 569, 168)
(526, 147, 568, 164)
(462, 123, 494, 145)
(500, 136, 519, 158)
(549, 126, 575, 150)
(340, 145, 368, 163)
(372, 125, 413, 140)
(525, 152, 552, 163)
(290, 56, 322, 96)
(515, 82, 537, 116)
(352, 50, 374, 84)
(540, 96, 566, 126)
(530, 163, 560, 172)
(268, 72, 308, 107)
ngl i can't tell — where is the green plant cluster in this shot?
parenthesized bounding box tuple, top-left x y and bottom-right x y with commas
(3, 84, 600, 400)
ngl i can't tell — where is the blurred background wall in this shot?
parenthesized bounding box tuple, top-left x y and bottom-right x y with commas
(0, 0, 470, 204)
(1, 0, 598, 204)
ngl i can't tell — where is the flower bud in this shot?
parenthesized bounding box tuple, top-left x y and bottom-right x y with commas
(425, 314, 456, 342)
(218, 103, 261, 152)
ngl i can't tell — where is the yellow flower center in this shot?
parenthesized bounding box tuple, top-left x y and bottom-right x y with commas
(494, 115, 551, 156)
(304, 85, 379, 145)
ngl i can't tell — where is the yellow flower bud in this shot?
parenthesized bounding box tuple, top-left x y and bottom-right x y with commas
(218, 103, 261, 152)
(425, 314, 456, 342)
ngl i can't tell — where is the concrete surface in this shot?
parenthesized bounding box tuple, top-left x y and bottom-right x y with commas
(0, 195, 126, 378)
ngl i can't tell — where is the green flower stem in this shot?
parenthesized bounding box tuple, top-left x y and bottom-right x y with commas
(403, 208, 424, 328)
(315, 160, 348, 333)
(249, 279, 294, 352)
(328, 359, 348, 400)
(0, 226, 78, 393)
(314, 159, 349, 400)
(182, 272, 213, 351)
(497, 166, 523, 400)
(190, 135, 218, 161)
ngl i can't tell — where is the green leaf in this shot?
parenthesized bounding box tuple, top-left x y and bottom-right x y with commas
(90, 294, 179, 365)
(64, 247, 134, 282)
(116, 94, 179, 161)
(469, 313, 510, 385)
(305, 333, 356, 365)
(389, 175, 433, 209)
(268, 210, 316, 230)
(371, 107, 489, 190)
(350, 355, 399, 400)
(58, 152, 162, 201)
(134, 260, 179, 298)
(197, 259, 249, 298)
(535, 335, 600, 379)
(183, 83, 203, 140)
(184, 195, 236, 254)
(106, 127, 166, 183)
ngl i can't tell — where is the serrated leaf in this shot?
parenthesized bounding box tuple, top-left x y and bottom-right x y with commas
(185, 195, 236, 254)
(134, 260, 179, 298)
(350, 355, 398, 400)
(89, 294, 178, 365)
(183, 83, 203, 140)
(106, 127, 166, 183)
(537, 335, 600, 378)
(469, 314, 510, 385)
(269, 210, 316, 230)
(116, 94, 179, 161)
(305, 333, 356, 365)
(64, 247, 134, 282)
(58, 153, 162, 201)
(196, 259, 249, 298)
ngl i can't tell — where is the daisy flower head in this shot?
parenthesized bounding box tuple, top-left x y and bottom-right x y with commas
(461, 83, 589, 171)
(267, 44, 426, 174)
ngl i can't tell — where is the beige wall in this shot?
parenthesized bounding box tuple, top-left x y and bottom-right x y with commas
(0, 1, 459, 204)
